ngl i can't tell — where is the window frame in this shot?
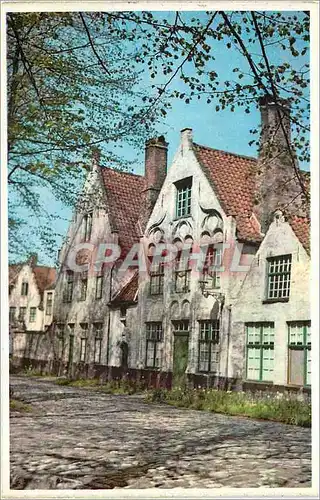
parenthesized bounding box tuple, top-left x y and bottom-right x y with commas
(80, 338, 87, 363)
(145, 322, 163, 369)
(29, 307, 37, 323)
(21, 281, 29, 296)
(18, 306, 27, 322)
(79, 272, 88, 301)
(79, 323, 88, 363)
(9, 307, 16, 322)
(287, 321, 311, 387)
(46, 292, 53, 315)
(175, 177, 192, 219)
(63, 271, 74, 303)
(198, 320, 220, 373)
(55, 323, 65, 360)
(93, 323, 103, 364)
(246, 322, 275, 382)
(266, 254, 292, 302)
(174, 250, 191, 293)
(149, 261, 165, 296)
(201, 245, 222, 289)
(95, 274, 103, 299)
(82, 211, 93, 242)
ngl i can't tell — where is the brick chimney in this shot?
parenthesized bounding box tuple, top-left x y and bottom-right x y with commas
(138, 136, 168, 233)
(28, 253, 38, 267)
(255, 95, 305, 232)
(259, 94, 291, 157)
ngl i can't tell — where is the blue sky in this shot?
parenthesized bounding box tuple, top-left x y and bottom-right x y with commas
(9, 11, 309, 266)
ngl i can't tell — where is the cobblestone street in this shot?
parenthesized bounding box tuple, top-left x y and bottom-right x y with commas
(10, 376, 311, 490)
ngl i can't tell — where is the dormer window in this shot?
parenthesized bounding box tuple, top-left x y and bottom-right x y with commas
(82, 212, 93, 242)
(21, 281, 29, 296)
(175, 177, 192, 218)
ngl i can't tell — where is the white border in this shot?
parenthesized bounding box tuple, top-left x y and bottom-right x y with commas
(1, 1, 319, 499)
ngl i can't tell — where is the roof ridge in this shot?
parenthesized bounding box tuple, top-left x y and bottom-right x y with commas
(193, 142, 257, 162)
(99, 165, 144, 179)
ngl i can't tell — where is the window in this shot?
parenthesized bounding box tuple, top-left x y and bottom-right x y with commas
(198, 321, 220, 372)
(246, 323, 275, 382)
(9, 307, 16, 322)
(79, 272, 88, 301)
(80, 338, 87, 363)
(21, 281, 29, 296)
(145, 323, 163, 368)
(63, 271, 74, 302)
(175, 177, 192, 218)
(56, 323, 65, 360)
(80, 323, 88, 362)
(18, 307, 26, 322)
(46, 292, 53, 315)
(173, 320, 189, 333)
(174, 251, 191, 293)
(267, 255, 292, 300)
(201, 245, 222, 289)
(95, 274, 103, 299)
(93, 323, 103, 364)
(150, 262, 164, 295)
(82, 212, 93, 242)
(29, 307, 37, 323)
(288, 321, 311, 386)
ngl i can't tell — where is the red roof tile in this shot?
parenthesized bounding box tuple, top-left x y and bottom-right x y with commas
(111, 272, 139, 304)
(33, 266, 56, 294)
(99, 167, 145, 254)
(193, 144, 262, 243)
(289, 216, 310, 254)
(193, 143, 310, 249)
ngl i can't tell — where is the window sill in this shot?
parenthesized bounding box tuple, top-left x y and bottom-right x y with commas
(173, 215, 192, 222)
(262, 297, 289, 304)
(244, 379, 274, 384)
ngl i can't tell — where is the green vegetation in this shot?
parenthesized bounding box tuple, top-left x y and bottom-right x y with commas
(55, 377, 146, 395)
(10, 399, 32, 413)
(145, 387, 311, 427)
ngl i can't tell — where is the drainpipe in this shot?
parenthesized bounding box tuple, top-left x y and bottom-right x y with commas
(225, 305, 232, 389)
(106, 261, 117, 369)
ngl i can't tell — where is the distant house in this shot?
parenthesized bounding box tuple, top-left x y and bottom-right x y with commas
(9, 255, 56, 359)
(15, 96, 310, 391)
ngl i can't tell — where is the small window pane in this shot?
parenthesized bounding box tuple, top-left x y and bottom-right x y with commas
(262, 348, 274, 381)
(247, 347, 261, 380)
(94, 338, 102, 364)
(247, 324, 261, 344)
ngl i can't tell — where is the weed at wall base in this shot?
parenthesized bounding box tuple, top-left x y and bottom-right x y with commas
(145, 387, 311, 427)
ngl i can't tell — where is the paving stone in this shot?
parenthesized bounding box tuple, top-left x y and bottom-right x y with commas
(10, 375, 312, 490)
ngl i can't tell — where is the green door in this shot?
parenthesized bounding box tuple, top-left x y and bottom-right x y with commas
(172, 334, 189, 388)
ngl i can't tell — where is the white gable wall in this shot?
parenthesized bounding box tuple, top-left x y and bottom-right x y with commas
(231, 216, 310, 386)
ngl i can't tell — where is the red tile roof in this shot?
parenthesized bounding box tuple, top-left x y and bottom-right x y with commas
(289, 215, 310, 254)
(99, 167, 145, 255)
(33, 266, 56, 294)
(111, 272, 139, 304)
(193, 143, 310, 250)
(193, 144, 262, 243)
